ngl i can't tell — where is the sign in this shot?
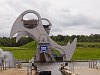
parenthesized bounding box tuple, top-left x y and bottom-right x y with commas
(40, 45, 48, 52)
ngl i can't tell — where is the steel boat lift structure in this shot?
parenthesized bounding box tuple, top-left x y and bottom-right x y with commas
(10, 10, 77, 62)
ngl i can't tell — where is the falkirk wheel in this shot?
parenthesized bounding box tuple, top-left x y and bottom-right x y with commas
(10, 10, 77, 62)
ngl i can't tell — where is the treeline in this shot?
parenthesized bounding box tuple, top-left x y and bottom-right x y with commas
(0, 34, 99, 47)
(0, 37, 33, 47)
(51, 34, 100, 48)
(51, 34, 100, 43)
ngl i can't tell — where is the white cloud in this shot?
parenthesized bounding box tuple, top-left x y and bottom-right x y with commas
(0, 0, 100, 37)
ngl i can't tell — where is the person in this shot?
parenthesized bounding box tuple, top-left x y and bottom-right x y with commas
(32, 62, 37, 71)
(60, 63, 65, 70)
(32, 62, 34, 67)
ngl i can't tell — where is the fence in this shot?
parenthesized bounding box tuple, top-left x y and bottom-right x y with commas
(0, 61, 11, 71)
(89, 60, 100, 69)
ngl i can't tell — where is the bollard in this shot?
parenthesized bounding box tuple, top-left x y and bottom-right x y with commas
(4, 61, 6, 70)
(3, 62, 4, 70)
(92, 61, 93, 68)
(27, 65, 32, 75)
(69, 63, 71, 72)
(91, 61, 92, 68)
(89, 61, 90, 68)
(1, 64, 2, 71)
(9, 61, 10, 69)
(93, 61, 95, 68)
(72, 62, 74, 74)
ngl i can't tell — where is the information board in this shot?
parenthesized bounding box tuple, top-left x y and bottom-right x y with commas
(40, 45, 48, 52)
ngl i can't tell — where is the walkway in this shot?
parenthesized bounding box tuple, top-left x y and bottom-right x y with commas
(0, 68, 36, 75)
(74, 68, 100, 75)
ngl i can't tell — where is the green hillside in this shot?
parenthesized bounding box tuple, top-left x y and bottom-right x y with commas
(20, 41, 37, 48)
(1, 41, 100, 61)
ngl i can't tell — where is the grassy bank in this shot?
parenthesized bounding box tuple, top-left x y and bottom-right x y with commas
(0, 41, 100, 60)
(1, 47, 36, 60)
(1, 47, 100, 61)
(72, 47, 100, 60)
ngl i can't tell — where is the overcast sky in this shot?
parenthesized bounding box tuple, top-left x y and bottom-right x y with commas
(0, 0, 100, 37)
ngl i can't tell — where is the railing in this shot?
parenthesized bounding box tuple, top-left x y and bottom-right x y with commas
(0, 61, 11, 71)
(89, 60, 100, 70)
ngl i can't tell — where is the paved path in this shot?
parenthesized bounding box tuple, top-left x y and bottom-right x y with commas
(74, 68, 100, 75)
(0, 68, 36, 75)
(1, 62, 100, 75)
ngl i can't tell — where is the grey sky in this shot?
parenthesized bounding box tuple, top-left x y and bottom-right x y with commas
(0, 0, 100, 37)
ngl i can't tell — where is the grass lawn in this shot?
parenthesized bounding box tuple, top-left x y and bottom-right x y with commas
(1, 47, 100, 61)
(1, 47, 36, 61)
(72, 47, 100, 60)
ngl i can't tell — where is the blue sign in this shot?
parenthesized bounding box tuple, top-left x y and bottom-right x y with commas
(40, 45, 48, 52)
